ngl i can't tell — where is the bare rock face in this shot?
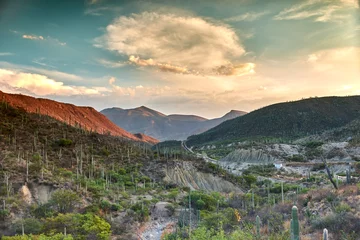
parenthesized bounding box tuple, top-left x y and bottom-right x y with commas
(163, 161, 242, 193)
(19, 185, 32, 205)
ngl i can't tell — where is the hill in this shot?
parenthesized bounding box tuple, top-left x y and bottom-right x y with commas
(187, 96, 360, 146)
(0, 91, 158, 144)
(101, 107, 246, 141)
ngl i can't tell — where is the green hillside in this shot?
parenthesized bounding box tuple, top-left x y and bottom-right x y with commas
(187, 96, 360, 146)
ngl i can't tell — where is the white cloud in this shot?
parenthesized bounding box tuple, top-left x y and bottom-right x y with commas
(84, 6, 122, 16)
(0, 61, 83, 82)
(21, 33, 66, 46)
(128, 55, 190, 74)
(274, 0, 358, 22)
(23, 34, 44, 40)
(0, 52, 13, 56)
(306, 47, 360, 73)
(96, 12, 246, 75)
(224, 11, 269, 22)
(97, 58, 125, 68)
(0, 69, 103, 96)
(108, 77, 116, 85)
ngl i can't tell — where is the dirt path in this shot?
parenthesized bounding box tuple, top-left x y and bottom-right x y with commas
(140, 219, 176, 240)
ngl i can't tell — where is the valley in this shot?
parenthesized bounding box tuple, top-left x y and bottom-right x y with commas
(1, 93, 360, 240)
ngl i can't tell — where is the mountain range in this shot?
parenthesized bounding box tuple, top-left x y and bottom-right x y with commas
(187, 96, 360, 146)
(0, 91, 158, 144)
(101, 106, 247, 141)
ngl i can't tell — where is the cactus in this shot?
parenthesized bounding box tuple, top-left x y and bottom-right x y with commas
(291, 206, 300, 240)
(323, 228, 328, 240)
(346, 169, 351, 184)
(281, 182, 284, 203)
(335, 174, 339, 188)
(256, 215, 261, 239)
(252, 189, 255, 208)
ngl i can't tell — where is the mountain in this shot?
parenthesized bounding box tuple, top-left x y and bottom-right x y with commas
(101, 107, 246, 141)
(0, 91, 158, 144)
(187, 96, 360, 146)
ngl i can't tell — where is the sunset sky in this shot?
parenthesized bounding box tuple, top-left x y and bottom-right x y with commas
(0, 0, 359, 118)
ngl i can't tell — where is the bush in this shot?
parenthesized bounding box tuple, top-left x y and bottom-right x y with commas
(304, 141, 323, 148)
(56, 138, 73, 147)
(43, 213, 111, 240)
(311, 212, 360, 237)
(50, 189, 80, 213)
(287, 154, 306, 162)
(12, 218, 43, 235)
(335, 203, 351, 213)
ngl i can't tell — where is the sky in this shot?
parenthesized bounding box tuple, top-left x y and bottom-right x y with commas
(0, 0, 359, 118)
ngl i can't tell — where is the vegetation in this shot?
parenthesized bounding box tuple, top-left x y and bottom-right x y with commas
(188, 96, 360, 146)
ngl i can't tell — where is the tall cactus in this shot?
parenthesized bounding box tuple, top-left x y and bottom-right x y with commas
(252, 189, 255, 208)
(281, 182, 284, 203)
(291, 206, 300, 240)
(346, 169, 351, 184)
(323, 228, 328, 240)
(256, 215, 261, 239)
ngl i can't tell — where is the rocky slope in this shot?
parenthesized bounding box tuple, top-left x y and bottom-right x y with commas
(0, 90, 158, 144)
(101, 106, 246, 141)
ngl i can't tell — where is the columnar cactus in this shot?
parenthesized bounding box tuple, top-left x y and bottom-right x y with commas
(252, 189, 255, 208)
(281, 182, 284, 203)
(256, 215, 261, 239)
(291, 206, 300, 240)
(323, 228, 328, 240)
(346, 169, 351, 184)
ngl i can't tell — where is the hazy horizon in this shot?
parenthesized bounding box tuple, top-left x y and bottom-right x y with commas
(0, 0, 359, 118)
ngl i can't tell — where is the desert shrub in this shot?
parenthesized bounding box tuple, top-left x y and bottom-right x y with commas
(32, 203, 54, 218)
(287, 154, 306, 162)
(50, 189, 80, 213)
(0, 209, 10, 221)
(2, 233, 74, 240)
(130, 202, 150, 222)
(304, 141, 323, 148)
(43, 213, 111, 240)
(56, 138, 73, 147)
(335, 203, 351, 213)
(12, 218, 43, 235)
(311, 212, 360, 237)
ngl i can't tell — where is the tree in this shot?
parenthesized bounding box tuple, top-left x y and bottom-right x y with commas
(50, 189, 80, 213)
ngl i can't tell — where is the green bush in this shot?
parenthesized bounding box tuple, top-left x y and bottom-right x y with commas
(50, 189, 80, 213)
(56, 138, 73, 147)
(12, 218, 43, 235)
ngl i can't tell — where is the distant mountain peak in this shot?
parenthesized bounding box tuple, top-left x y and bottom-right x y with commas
(101, 106, 247, 141)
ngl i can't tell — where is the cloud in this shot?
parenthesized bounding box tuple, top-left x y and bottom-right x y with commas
(20, 33, 66, 46)
(0, 68, 103, 96)
(213, 63, 255, 76)
(0, 61, 83, 82)
(108, 77, 116, 85)
(97, 58, 125, 68)
(23, 34, 44, 40)
(95, 12, 247, 75)
(84, 6, 122, 16)
(274, 0, 358, 22)
(128, 55, 189, 74)
(306, 47, 360, 72)
(224, 11, 269, 22)
(0, 52, 13, 56)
